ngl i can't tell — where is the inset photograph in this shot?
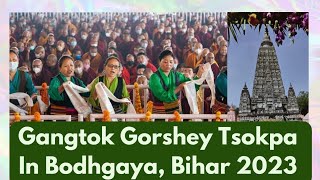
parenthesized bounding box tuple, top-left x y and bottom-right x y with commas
(227, 12, 309, 121)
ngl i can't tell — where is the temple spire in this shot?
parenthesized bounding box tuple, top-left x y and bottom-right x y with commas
(244, 82, 247, 89)
(263, 27, 271, 42)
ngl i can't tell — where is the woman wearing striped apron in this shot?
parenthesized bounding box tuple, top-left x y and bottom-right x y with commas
(149, 50, 204, 116)
(48, 55, 90, 120)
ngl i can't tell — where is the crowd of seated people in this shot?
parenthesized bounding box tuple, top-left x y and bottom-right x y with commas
(9, 12, 228, 116)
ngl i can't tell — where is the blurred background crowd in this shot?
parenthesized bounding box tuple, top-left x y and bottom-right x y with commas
(9, 12, 228, 86)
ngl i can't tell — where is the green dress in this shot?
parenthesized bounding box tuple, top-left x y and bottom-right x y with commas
(149, 68, 196, 114)
(49, 73, 89, 108)
(149, 68, 190, 103)
(10, 70, 37, 96)
(10, 70, 37, 107)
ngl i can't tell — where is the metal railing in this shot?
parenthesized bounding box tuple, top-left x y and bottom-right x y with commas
(88, 113, 228, 122)
(10, 115, 72, 122)
(10, 113, 228, 122)
(35, 84, 211, 114)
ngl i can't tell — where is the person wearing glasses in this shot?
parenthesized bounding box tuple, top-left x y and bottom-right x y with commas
(48, 55, 89, 116)
(88, 56, 130, 113)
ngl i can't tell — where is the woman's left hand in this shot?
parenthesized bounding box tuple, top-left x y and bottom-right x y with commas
(174, 82, 186, 94)
(197, 65, 205, 77)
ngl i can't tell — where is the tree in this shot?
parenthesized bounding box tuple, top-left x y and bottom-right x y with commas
(228, 12, 309, 46)
(296, 91, 308, 116)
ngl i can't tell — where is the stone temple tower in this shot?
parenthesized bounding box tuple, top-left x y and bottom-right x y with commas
(287, 83, 300, 114)
(239, 83, 251, 115)
(238, 28, 301, 121)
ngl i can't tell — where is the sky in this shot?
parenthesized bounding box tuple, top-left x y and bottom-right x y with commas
(228, 24, 309, 107)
